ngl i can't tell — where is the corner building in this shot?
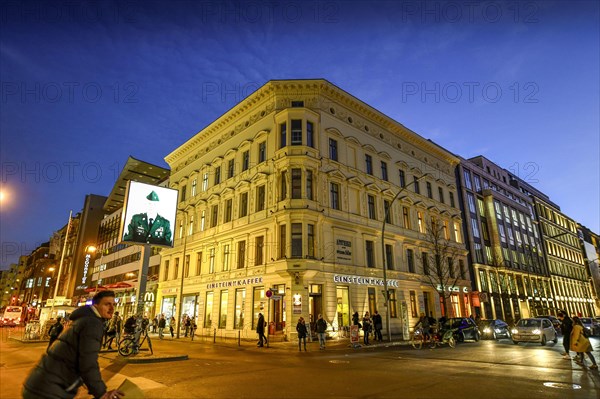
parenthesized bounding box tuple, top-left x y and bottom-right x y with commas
(158, 80, 468, 340)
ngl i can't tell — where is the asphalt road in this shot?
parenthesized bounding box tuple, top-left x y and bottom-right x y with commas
(1, 329, 599, 399)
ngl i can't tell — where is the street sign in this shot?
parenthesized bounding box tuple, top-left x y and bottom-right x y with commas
(271, 295, 282, 300)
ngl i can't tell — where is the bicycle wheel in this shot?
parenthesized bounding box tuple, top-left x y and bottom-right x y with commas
(118, 338, 135, 356)
(411, 334, 423, 349)
(448, 337, 456, 348)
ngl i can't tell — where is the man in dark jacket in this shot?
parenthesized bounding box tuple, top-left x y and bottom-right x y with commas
(23, 291, 124, 399)
(47, 317, 64, 350)
(558, 311, 573, 359)
(256, 313, 267, 347)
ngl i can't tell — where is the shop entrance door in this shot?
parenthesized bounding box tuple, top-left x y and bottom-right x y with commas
(309, 294, 322, 333)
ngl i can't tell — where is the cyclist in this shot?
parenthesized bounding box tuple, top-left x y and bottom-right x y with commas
(414, 313, 431, 341)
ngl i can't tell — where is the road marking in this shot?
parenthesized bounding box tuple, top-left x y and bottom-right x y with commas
(543, 382, 582, 390)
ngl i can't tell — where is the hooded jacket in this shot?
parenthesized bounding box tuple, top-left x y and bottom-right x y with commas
(23, 306, 107, 399)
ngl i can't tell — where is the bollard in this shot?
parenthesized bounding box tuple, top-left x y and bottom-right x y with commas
(213, 328, 216, 343)
(238, 330, 241, 346)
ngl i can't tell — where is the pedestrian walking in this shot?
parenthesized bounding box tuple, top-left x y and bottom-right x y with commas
(316, 314, 327, 349)
(558, 311, 573, 359)
(184, 315, 191, 337)
(296, 317, 308, 351)
(362, 312, 372, 345)
(169, 316, 176, 338)
(47, 317, 64, 350)
(23, 291, 124, 399)
(158, 314, 166, 339)
(372, 310, 383, 341)
(352, 311, 360, 326)
(257, 313, 267, 347)
(571, 316, 598, 369)
(152, 316, 158, 333)
(103, 312, 121, 350)
(190, 318, 197, 340)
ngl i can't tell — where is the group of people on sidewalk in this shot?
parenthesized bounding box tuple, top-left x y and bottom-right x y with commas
(558, 311, 598, 369)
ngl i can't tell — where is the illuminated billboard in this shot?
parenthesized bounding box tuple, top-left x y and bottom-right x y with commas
(120, 181, 178, 247)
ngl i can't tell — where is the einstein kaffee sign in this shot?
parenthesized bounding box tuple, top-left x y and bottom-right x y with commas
(333, 274, 399, 287)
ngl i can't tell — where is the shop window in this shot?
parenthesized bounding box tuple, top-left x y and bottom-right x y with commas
(219, 290, 228, 328)
(234, 288, 246, 329)
(253, 287, 266, 329)
(204, 291, 213, 328)
(388, 289, 398, 318)
(368, 287, 377, 316)
(336, 286, 350, 328)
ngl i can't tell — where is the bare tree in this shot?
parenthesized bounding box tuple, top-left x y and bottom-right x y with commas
(418, 218, 466, 318)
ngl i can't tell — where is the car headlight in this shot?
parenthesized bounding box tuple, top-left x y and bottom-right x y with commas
(532, 329, 541, 335)
(511, 328, 518, 334)
(483, 327, 491, 333)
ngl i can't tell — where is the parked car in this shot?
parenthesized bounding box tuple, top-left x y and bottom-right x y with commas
(511, 318, 558, 346)
(478, 319, 511, 340)
(442, 317, 480, 342)
(580, 317, 594, 336)
(537, 315, 561, 334)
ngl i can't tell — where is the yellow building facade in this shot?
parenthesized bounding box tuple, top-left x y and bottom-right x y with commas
(157, 80, 469, 340)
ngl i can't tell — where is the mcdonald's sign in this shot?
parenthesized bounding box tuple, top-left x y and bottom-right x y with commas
(144, 292, 155, 303)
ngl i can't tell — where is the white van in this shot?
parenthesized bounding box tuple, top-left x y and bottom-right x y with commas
(2, 306, 24, 326)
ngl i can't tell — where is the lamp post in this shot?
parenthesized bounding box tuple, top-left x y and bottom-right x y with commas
(381, 173, 430, 342)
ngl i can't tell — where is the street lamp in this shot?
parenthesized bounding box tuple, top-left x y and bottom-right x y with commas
(381, 173, 430, 342)
(85, 244, 105, 291)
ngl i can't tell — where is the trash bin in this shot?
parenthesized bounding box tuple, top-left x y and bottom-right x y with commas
(269, 321, 275, 335)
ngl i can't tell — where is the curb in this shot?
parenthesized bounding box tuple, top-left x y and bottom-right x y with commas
(122, 354, 189, 364)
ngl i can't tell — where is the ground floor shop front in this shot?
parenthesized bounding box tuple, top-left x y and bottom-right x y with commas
(154, 269, 474, 340)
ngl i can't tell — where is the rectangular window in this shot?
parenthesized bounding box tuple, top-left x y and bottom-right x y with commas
(204, 291, 213, 328)
(329, 138, 338, 161)
(174, 258, 180, 279)
(474, 174, 482, 192)
(422, 252, 429, 275)
(214, 166, 221, 185)
(417, 211, 425, 233)
(365, 154, 373, 175)
(366, 240, 375, 268)
(443, 221, 450, 240)
(399, 170, 406, 187)
(447, 257, 454, 278)
(384, 200, 392, 224)
(239, 192, 248, 217)
(253, 287, 266, 329)
(291, 119, 302, 145)
(255, 236, 264, 266)
(368, 195, 376, 220)
(306, 170, 313, 200)
(307, 121, 314, 148)
(438, 187, 444, 203)
(291, 223, 302, 258)
(410, 290, 418, 317)
(223, 245, 230, 271)
(280, 171, 287, 200)
(307, 224, 315, 258)
(426, 182, 433, 199)
(471, 219, 480, 238)
(381, 161, 388, 181)
(467, 193, 476, 213)
(385, 244, 394, 270)
(188, 215, 194, 235)
(459, 259, 465, 279)
(403, 207, 411, 229)
(291, 168, 302, 199)
(225, 199, 233, 222)
(211, 204, 219, 227)
(234, 288, 245, 329)
(202, 173, 208, 191)
(242, 151, 249, 171)
(209, 248, 215, 273)
(280, 122, 287, 148)
(389, 289, 397, 318)
(180, 185, 187, 202)
(479, 270, 489, 291)
(200, 210, 206, 231)
(330, 182, 340, 210)
(449, 192, 455, 208)
(219, 290, 228, 328)
(258, 142, 266, 163)
(228, 159, 235, 179)
(163, 260, 170, 281)
(196, 252, 202, 275)
(463, 169, 472, 189)
(184, 254, 190, 278)
(407, 249, 415, 273)
(279, 224, 286, 259)
(413, 176, 420, 194)
(191, 179, 197, 197)
(256, 185, 265, 211)
(454, 221, 461, 242)
(237, 240, 246, 269)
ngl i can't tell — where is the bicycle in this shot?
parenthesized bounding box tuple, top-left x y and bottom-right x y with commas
(118, 327, 153, 356)
(429, 327, 457, 349)
(411, 327, 429, 349)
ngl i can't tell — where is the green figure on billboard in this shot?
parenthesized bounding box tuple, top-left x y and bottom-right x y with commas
(123, 190, 173, 246)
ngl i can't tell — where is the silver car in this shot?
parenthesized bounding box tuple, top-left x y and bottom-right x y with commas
(511, 318, 558, 346)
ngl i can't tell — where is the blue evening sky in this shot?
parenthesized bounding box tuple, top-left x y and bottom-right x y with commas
(1, 0, 598, 269)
